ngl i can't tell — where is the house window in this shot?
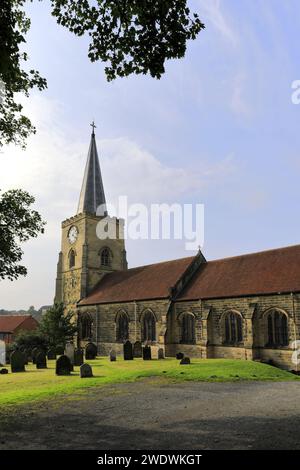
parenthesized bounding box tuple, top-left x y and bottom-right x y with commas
(100, 248, 111, 267)
(69, 249, 76, 269)
(80, 315, 93, 340)
(116, 312, 129, 342)
(266, 310, 288, 347)
(181, 313, 195, 344)
(224, 311, 243, 344)
(142, 311, 156, 342)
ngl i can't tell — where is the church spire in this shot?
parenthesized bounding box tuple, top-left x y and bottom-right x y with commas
(77, 122, 107, 215)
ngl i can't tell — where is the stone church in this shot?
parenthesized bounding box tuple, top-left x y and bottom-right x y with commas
(55, 126, 300, 370)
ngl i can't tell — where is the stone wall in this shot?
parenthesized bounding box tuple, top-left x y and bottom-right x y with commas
(78, 292, 300, 370)
(78, 299, 170, 356)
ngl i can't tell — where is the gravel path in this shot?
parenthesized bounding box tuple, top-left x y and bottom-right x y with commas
(1, 379, 300, 450)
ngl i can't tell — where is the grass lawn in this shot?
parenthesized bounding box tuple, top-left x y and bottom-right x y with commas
(0, 357, 298, 409)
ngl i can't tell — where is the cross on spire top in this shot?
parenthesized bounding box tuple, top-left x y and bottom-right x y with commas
(90, 120, 97, 135)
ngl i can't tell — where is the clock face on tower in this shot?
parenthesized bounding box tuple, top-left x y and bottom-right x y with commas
(68, 226, 78, 244)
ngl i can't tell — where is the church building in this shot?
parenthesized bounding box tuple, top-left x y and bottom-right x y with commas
(55, 126, 300, 370)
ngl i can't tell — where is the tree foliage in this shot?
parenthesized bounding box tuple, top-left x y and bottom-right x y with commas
(13, 329, 48, 351)
(0, 0, 204, 148)
(51, 0, 204, 81)
(38, 302, 78, 349)
(0, 189, 45, 280)
(0, 0, 47, 148)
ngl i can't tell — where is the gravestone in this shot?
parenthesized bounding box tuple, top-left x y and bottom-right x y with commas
(0, 368, 8, 374)
(158, 348, 165, 359)
(32, 347, 40, 364)
(0, 339, 5, 366)
(150, 345, 159, 359)
(56, 355, 72, 375)
(11, 350, 25, 373)
(176, 352, 184, 360)
(142, 345, 151, 360)
(180, 357, 191, 365)
(109, 350, 117, 362)
(65, 342, 75, 364)
(56, 345, 64, 355)
(36, 352, 47, 369)
(80, 363, 93, 378)
(20, 348, 29, 365)
(24, 349, 31, 363)
(47, 348, 57, 360)
(85, 342, 97, 360)
(133, 341, 142, 358)
(74, 348, 84, 366)
(123, 340, 133, 360)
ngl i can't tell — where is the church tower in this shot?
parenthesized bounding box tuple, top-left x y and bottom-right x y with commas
(55, 123, 127, 313)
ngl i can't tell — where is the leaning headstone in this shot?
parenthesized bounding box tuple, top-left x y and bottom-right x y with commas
(180, 357, 191, 365)
(74, 348, 84, 366)
(85, 342, 97, 360)
(158, 348, 165, 359)
(47, 348, 57, 360)
(133, 341, 142, 358)
(0, 368, 8, 374)
(142, 345, 151, 360)
(56, 355, 72, 376)
(80, 363, 93, 378)
(11, 350, 25, 373)
(65, 342, 75, 364)
(109, 349, 117, 362)
(123, 340, 133, 360)
(36, 352, 47, 369)
(176, 352, 184, 360)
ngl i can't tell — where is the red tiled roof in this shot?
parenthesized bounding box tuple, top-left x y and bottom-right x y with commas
(178, 244, 300, 300)
(0, 315, 32, 333)
(79, 256, 194, 305)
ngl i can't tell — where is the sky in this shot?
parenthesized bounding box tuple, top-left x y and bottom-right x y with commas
(1, 0, 300, 310)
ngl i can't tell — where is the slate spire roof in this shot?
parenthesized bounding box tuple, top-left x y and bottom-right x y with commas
(77, 123, 106, 215)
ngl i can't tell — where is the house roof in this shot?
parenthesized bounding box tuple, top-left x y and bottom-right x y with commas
(78, 256, 194, 305)
(178, 244, 300, 301)
(0, 315, 34, 333)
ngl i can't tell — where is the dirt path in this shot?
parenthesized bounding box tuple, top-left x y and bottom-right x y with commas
(1, 379, 300, 450)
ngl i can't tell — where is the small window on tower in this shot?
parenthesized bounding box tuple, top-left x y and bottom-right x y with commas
(100, 248, 111, 267)
(69, 249, 76, 269)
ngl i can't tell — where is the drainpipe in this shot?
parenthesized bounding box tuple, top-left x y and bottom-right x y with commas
(96, 305, 99, 348)
(291, 292, 297, 372)
(134, 301, 137, 342)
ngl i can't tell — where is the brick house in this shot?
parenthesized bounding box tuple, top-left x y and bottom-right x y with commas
(0, 315, 39, 344)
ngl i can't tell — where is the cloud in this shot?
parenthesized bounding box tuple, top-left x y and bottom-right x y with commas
(197, 0, 238, 46)
(230, 72, 251, 117)
(0, 94, 235, 309)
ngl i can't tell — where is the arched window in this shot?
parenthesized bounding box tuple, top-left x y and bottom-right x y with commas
(266, 310, 288, 347)
(116, 311, 129, 342)
(69, 249, 76, 269)
(181, 313, 195, 344)
(142, 310, 156, 342)
(224, 311, 243, 344)
(100, 247, 111, 267)
(80, 314, 93, 340)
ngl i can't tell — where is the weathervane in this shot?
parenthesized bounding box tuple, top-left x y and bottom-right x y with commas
(90, 120, 97, 135)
